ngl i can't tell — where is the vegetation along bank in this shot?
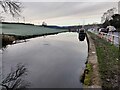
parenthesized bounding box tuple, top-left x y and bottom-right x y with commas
(81, 32, 119, 89)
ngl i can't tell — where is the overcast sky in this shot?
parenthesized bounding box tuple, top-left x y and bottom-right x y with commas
(3, 0, 120, 26)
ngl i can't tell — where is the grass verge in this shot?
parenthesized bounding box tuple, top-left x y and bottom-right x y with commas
(88, 32, 119, 89)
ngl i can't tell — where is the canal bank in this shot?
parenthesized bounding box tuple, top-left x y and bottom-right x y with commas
(81, 32, 101, 88)
(1, 22, 68, 48)
(82, 31, 119, 89)
(1, 31, 67, 48)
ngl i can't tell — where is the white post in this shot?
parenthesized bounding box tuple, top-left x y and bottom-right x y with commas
(112, 32, 114, 44)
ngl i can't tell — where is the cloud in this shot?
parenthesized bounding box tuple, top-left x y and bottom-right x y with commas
(22, 2, 118, 19)
(20, 0, 120, 2)
(4, 1, 119, 25)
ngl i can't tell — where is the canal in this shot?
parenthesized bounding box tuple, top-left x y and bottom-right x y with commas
(1, 32, 88, 88)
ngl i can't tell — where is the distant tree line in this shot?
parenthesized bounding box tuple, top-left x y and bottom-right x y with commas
(42, 21, 47, 26)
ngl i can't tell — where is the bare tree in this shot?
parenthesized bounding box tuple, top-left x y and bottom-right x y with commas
(101, 8, 117, 23)
(42, 21, 47, 26)
(0, 11, 4, 22)
(0, 15, 4, 22)
(0, 63, 30, 90)
(0, 0, 22, 17)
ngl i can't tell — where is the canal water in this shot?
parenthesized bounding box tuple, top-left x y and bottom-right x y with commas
(1, 32, 88, 88)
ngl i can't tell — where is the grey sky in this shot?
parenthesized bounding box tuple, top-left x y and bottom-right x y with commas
(3, 0, 119, 26)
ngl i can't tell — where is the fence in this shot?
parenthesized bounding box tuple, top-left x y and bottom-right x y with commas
(89, 30, 120, 47)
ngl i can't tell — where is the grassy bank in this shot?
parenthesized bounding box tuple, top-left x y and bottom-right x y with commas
(0, 23, 68, 48)
(0, 34, 15, 48)
(1, 31, 67, 48)
(88, 32, 119, 89)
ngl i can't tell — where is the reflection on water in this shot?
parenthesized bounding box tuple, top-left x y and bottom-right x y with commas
(2, 32, 88, 88)
(1, 63, 30, 90)
(0, 50, 2, 89)
(78, 33, 86, 41)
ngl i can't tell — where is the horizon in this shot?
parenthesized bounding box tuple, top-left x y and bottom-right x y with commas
(1, 21, 102, 27)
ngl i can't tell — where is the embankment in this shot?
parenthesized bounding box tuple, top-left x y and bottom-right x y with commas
(81, 31, 119, 89)
(81, 32, 101, 88)
(88, 32, 119, 89)
(1, 31, 67, 48)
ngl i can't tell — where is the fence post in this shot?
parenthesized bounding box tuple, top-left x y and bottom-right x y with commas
(112, 32, 114, 44)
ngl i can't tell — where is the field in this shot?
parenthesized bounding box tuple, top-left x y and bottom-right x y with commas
(0, 23, 68, 47)
(1, 23, 67, 36)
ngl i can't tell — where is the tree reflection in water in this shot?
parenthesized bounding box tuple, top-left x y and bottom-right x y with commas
(1, 63, 30, 90)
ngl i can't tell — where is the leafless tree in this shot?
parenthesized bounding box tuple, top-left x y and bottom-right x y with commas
(0, 63, 30, 90)
(0, 11, 4, 22)
(0, 15, 4, 22)
(101, 7, 117, 23)
(0, 0, 22, 17)
(42, 21, 47, 26)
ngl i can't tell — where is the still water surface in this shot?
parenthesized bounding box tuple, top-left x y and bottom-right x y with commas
(2, 32, 88, 88)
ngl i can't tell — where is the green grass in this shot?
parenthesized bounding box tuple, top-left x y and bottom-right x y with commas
(0, 23, 68, 47)
(88, 32, 119, 89)
(84, 63, 93, 86)
(1, 23, 67, 36)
